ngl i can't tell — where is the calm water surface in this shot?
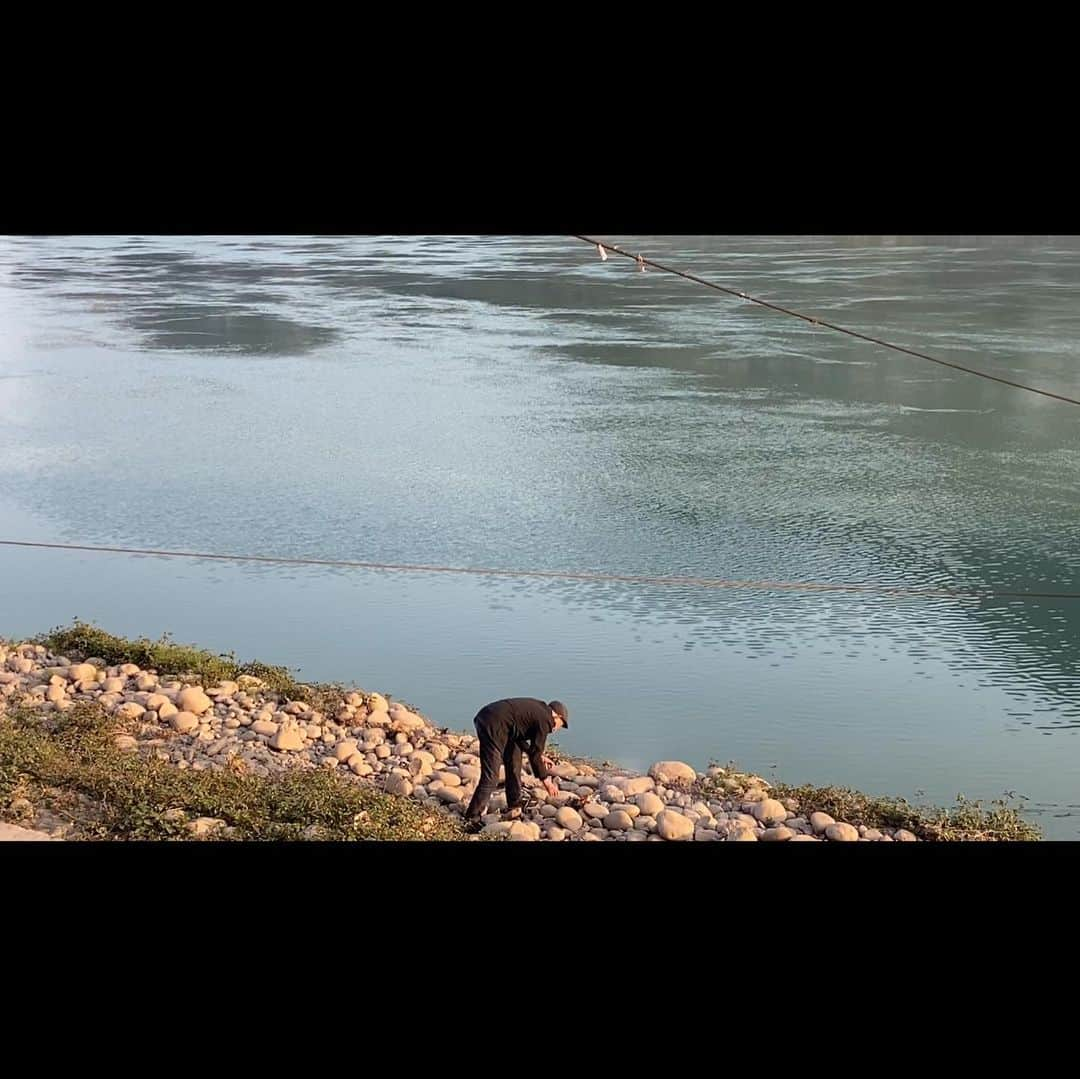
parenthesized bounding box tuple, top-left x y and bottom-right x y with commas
(0, 236, 1077, 834)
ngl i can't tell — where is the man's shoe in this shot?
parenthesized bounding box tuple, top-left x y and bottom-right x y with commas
(502, 805, 522, 821)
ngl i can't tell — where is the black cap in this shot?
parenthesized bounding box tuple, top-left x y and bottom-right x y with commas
(548, 700, 568, 729)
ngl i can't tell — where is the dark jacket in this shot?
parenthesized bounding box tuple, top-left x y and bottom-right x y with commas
(474, 697, 555, 780)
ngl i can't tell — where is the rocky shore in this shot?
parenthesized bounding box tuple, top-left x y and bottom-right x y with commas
(0, 633, 1031, 841)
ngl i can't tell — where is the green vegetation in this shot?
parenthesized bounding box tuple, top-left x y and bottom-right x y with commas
(772, 782, 1040, 842)
(0, 703, 466, 841)
(693, 764, 1041, 842)
(38, 620, 307, 700)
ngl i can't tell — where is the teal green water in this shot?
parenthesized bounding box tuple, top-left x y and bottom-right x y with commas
(1, 236, 1077, 834)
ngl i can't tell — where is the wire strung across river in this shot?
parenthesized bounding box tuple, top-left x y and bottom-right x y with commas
(0, 539, 1076, 602)
(573, 235, 1080, 408)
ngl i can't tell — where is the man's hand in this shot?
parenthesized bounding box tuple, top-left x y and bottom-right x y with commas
(543, 778, 559, 799)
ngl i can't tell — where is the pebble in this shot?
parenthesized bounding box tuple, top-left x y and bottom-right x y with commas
(761, 826, 795, 841)
(177, 687, 212, 715)
(648, 760, 698, 786)
(270, 722, 305, 751)
(171, 711, 199, 734)
(187, 817, 225, 838)
(508, 821, 541, 842)
(335, 740, 359, 762)
(895, 829, 918, 842)
(634, 792, 665, 817)
(727, 826, 758, 841)
(824, 822, 860, 842)
(753, 799, 788, 826)
(810, 811, 836, 834)
(385, 774, 413, 798)
(389, 703, 426, 731)
(603, 810, 634, 831)
(655, 810, 694, 841)
(555, 807, 583, 832)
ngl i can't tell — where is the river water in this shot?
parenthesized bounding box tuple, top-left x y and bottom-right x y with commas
(0, 236, 1077, 834)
